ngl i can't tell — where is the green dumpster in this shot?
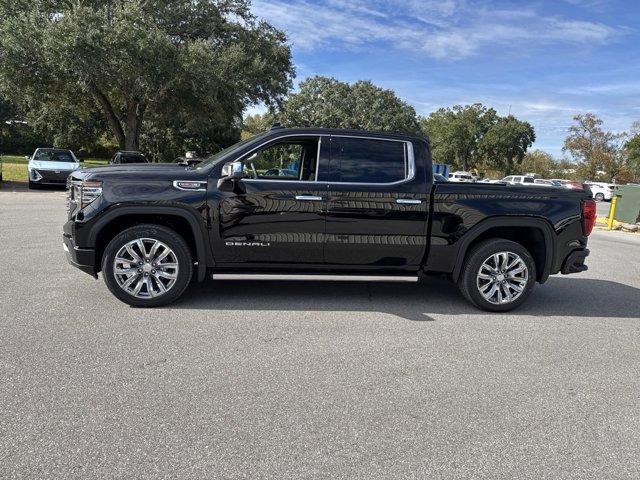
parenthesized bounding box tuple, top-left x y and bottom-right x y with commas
(614, 184, 640, 224)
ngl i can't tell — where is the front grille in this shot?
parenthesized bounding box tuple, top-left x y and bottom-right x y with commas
(35, 169, 71, 184)
(67, 179, 80, 216)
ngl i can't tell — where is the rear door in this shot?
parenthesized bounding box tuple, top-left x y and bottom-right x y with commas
(322, 135, 429, 269)
(214, 135, 328, 265)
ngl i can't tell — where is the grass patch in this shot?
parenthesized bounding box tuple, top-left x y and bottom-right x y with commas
(1, 155, 109, 183)
(1, 162, 28, 182)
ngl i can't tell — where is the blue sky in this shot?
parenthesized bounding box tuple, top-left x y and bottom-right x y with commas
(251, 0, 640, 157)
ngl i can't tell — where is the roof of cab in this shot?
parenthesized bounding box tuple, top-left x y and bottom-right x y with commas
(263, 126, 429, 143)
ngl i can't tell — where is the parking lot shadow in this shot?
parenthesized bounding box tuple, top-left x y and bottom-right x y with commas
(0, 181, 66, 192)
(176, 276, 640, 321)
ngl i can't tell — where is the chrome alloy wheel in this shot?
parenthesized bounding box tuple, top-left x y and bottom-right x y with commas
(113, 238, 179, 299)
(476, 251, 528, 305)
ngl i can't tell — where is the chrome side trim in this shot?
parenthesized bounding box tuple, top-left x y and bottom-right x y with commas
(172, 180, 207, 191)
(239, 134, 417, 187)
(396, 199, 422, 204)
(211, 274, 419, 282)
(295, 195, 323, 201)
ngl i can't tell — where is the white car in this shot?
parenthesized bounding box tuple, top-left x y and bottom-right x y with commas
(584, 181, 615, 201)
(448, 171, 474, 182)
(533, 179, 557, 187)
(501, 175, 535, 185)
(27, 148, 81, 189)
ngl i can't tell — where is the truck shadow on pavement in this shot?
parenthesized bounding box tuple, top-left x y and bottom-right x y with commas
(176, 276, 640, 321)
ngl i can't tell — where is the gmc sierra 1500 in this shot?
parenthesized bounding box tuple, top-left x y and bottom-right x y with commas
(63, 126, 595, 311)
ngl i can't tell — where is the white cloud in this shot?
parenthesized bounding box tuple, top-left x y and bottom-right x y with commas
(253, 0, 623, 59)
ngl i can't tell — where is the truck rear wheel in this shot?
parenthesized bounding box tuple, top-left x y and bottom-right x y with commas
(101, 224, 193, 307)
(458, 239, 536, 312)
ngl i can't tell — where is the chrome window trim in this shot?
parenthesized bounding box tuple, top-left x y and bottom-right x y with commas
(238, 133, 417, 186)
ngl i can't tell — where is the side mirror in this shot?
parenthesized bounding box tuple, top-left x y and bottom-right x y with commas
(25, 155, 30, 161)
(217, 176, 246, 194)
(221, 160, 244, 179)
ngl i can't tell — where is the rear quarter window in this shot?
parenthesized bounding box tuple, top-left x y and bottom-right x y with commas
(330, 137, 407, 183)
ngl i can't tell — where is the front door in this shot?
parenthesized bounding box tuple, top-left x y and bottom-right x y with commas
(214, 136, 329, 265)
(323, 135, 429, 269)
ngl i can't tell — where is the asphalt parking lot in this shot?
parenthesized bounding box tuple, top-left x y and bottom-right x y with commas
(1, 186, 639, 479)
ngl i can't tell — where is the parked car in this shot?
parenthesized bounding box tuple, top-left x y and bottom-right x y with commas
(262, 168, 299, 178)
(433, 173, 448, 182)
(0, 153, 3, 182)
(175, 157, 204, 167)
(584, 181, 615, 202)
(550, 179, 584, 191)
(63, 127, 594, 312)
(448, 171, 474, 182)
(27, 148, 81, 189)
(533, 179, 556, 187)
(502, 175, 535, 185)
(110, 151, 149, 164)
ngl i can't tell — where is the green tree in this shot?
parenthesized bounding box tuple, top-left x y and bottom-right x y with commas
(0, 0, 294, 156)
(518, 150, 558, 177)
(241, 112, 276, 140)
(624, 121, 640, 182)
(563, 113, 621, 181)
(477, 116, 535, 175)
(420, 104, 498, 171)
(279, 76, 420, 134)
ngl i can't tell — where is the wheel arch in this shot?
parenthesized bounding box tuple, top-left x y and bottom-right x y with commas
(451, 216, 555, 284)
(89, 206, 209, 282)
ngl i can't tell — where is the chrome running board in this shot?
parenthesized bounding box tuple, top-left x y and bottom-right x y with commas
(211, 274, 419, 282)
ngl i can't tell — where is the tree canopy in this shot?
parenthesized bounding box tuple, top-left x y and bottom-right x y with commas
(420, 104, 534, 173)
(477, 115, 535, 175)
(624, 121, 640, 182)
(0, 0, 294, 159)
(563, 113, 624, 181)
(278, 76, 421, 134)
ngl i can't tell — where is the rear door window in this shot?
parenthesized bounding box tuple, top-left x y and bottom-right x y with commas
(329, 137, 407, 183)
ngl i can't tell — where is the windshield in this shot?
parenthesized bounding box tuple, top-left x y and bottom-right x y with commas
(120, 153, 147, 163)
(196, 132, 270, 169)
(34, 150, 76, 162)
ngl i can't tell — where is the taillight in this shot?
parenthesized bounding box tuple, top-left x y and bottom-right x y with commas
(581, 199, 596, 236)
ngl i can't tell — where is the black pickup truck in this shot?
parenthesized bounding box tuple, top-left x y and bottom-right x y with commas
(63, 126, 595, 311)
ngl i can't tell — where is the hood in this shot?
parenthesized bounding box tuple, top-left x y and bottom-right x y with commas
(29, 160, 79, 170)
(70, 162, 199, 184)
(83, 163, 186, 175)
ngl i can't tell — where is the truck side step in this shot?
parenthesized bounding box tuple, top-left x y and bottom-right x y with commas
(210, 274, 419, 282)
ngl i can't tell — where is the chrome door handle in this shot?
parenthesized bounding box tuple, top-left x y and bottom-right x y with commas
(295, 195, 323, 201)
(396, 198, 422, 204)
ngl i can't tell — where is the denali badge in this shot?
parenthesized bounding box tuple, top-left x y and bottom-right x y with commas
(225, 241, 270, 247)
(172, 180, 206, 191)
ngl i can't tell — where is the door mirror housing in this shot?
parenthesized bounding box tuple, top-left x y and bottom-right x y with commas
(218, 160, 246, 193)
(221, 160, 244, 179)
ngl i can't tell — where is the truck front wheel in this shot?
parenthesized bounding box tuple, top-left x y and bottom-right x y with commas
(458, 239, 536, 312)
(101, 224, 193, 307)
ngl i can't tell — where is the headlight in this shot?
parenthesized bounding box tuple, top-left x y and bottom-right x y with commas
(29, 168, 42, 181)
(71, 180, 102, 210)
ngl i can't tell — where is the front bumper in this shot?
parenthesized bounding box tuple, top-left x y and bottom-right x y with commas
(561, 248, 589, 274)
(63, 234, 97, 278)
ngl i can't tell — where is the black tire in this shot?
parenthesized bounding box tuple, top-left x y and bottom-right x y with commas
(594, 193, 604, 202)
(102, 224, 193, 307)
(458, 239, 536, 312)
